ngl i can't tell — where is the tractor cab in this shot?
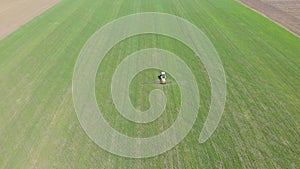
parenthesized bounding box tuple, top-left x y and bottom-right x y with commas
(158, 72, 167, 84)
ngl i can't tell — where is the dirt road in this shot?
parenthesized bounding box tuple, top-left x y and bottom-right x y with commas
(238, 0, 300, 37)
(0, 0, 61, 40)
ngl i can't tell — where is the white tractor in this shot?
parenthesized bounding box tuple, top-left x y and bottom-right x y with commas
(158, 72, 167, 84)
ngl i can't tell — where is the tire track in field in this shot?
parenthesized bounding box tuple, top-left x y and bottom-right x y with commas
(0, 0, 105, 167)
(0, 0, 88, 139)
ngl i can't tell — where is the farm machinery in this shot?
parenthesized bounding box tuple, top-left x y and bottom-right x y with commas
(158, 72, 167, 84)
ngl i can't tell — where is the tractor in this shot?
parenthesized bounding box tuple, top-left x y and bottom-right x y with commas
(158, 72, 167, 84)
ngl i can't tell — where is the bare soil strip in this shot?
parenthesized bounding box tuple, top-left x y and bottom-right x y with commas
(237, 0, 300, 37)
(0, 0, 61, 40)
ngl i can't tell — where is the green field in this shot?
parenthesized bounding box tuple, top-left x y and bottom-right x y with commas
(0, 0, 299, 168)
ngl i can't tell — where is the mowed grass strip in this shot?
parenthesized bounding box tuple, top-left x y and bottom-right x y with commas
(0, 0, 299, 168)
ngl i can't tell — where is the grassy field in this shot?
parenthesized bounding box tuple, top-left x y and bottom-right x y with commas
(0, 0, 299, 168)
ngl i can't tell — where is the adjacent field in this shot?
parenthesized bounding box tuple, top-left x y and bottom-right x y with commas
(238, 0, 300, 36)
(0, 0, 299, 168)
(0, 0, 61, 40)
(263, 0, 300, 19)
